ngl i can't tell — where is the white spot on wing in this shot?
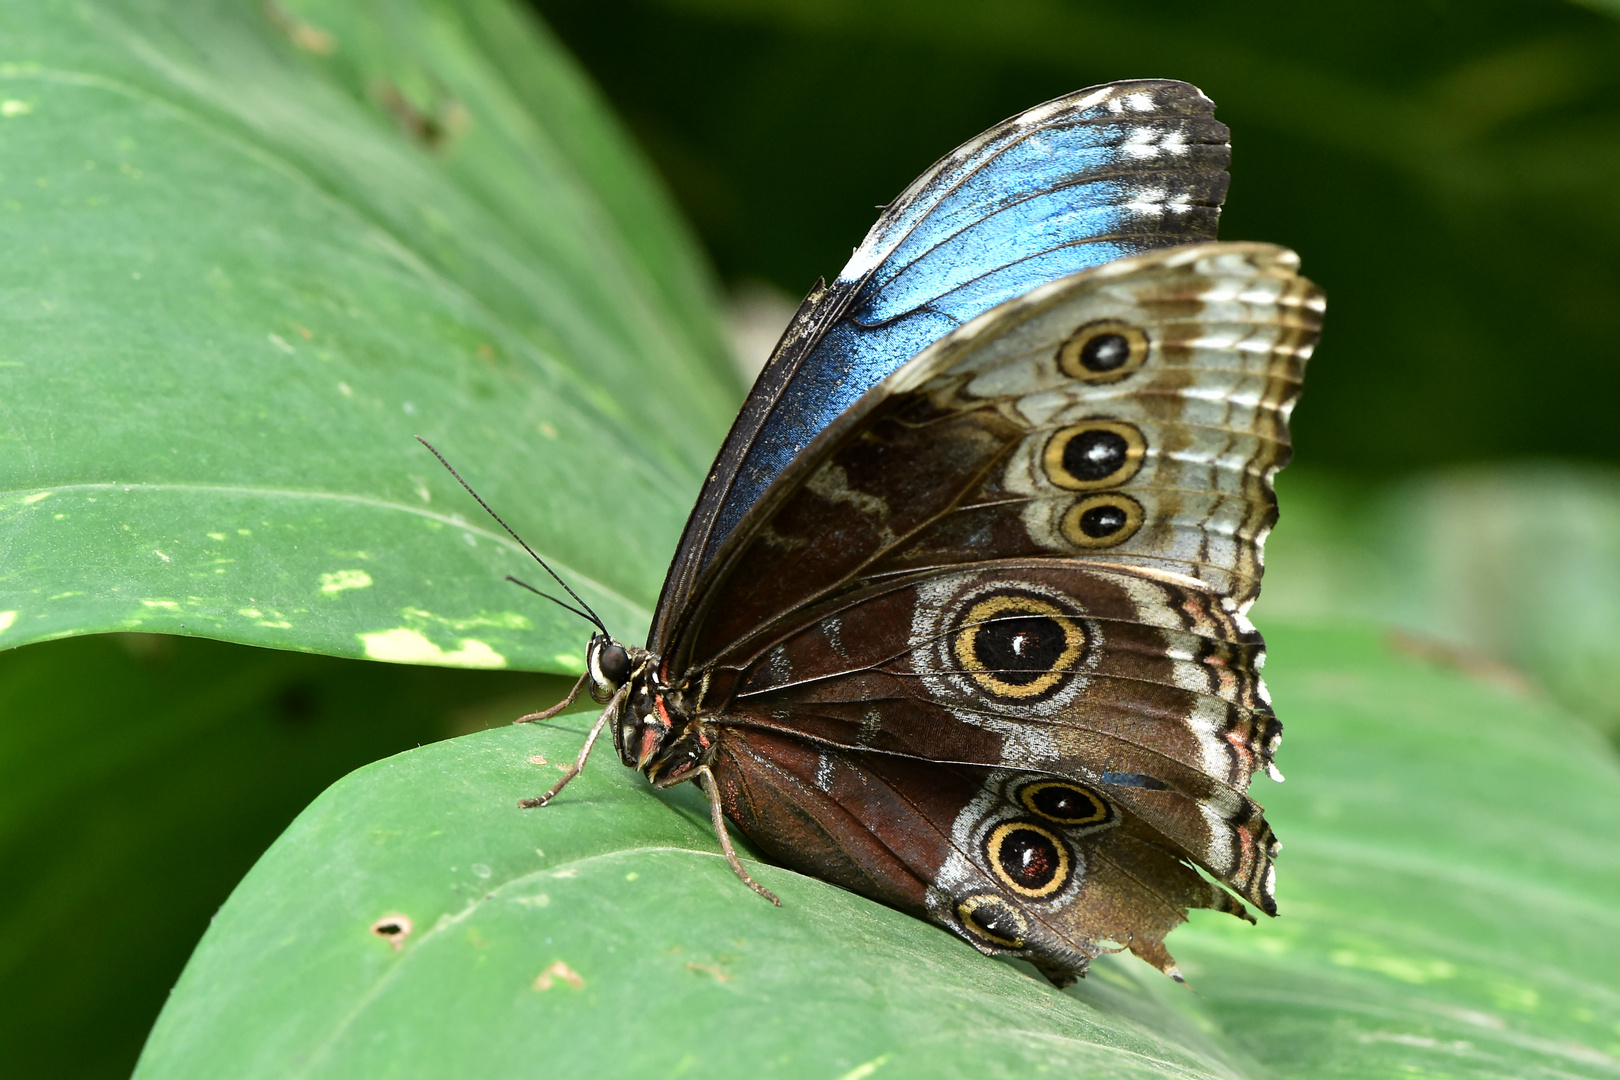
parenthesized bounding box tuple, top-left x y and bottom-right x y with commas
(1123, 186, 1167, 215)
(1121, 127, 1160, 159)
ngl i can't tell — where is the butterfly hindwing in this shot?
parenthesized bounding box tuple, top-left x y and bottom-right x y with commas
(712, 730, 1249, 983)
(713, 558, 1282, 912)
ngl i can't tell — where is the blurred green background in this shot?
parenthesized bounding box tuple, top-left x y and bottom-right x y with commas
(3, 1, 1618, 1076)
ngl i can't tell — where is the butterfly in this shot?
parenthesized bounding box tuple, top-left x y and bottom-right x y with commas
(431, 79, 1323, 986)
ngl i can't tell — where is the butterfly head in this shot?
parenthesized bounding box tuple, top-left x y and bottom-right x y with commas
(585, 632, 635, 704)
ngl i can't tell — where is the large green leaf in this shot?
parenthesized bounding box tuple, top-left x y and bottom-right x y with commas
(0, 632, 568, 1079)
(0, 0, 738, 669)
(133, 624, 1620, 1078)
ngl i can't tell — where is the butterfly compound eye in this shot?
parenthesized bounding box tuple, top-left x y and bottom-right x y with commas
(597, 642, 632, 687)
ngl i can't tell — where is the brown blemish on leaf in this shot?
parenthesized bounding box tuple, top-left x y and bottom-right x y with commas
(533, 960, 584, 991)
(263, 2, 335, 54)
(528, 754, 548, 765)
(685, 961, 732, 982)
(1386, 630, 1535, 696)
(371, 80, 470, 152)
(370, 914, 413, 951)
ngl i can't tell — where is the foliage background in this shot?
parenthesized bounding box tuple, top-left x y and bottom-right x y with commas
(1, 0, 1617, 1077)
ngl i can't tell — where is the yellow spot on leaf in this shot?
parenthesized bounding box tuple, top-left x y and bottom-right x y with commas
(238, 608, 262, 618)
(319, 569, 373, 594)
(141, 599, 181, 610)
(1252, 935, 1290, 956)
(207, 532, 226, 541)
(360, 628, 505, 668)
(1, 100, 32, 117)
(553, 652, 585, 673)
(1488, 980, 1541, 1011)
(23, 491, 50, 504)
(685, 961, 731, 982)
(834, 1055, 892, 1080)
(0, 611, 17, 634)
(533, 960, 584, 991)
(1330, 949, 1456, 984)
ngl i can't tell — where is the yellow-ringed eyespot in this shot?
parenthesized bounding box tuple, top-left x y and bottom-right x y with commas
(986, 820, 1072, 899)
(1042, 420, 1146, 491)
(1057, 319, 1149, 383)
(1059, 492, 1143, 549)
(1018, 780, 1113, 828)
(952, 594, 1086, 700)
(956, 893, 1028, 948)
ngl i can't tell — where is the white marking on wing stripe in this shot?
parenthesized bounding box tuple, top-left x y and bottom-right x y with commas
(1198, 801, 1236, 874)
(1186, 696, 1233, 781)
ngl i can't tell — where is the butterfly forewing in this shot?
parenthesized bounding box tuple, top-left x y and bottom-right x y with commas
(653, 80, 1233, 643)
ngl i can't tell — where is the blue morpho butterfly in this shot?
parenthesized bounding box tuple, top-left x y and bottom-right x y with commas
(427, 79, 1323, 985)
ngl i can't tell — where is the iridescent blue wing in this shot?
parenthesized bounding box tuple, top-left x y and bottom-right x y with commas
(651, 79, 1230, 650)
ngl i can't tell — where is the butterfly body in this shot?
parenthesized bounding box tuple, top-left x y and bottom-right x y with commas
(521, 81, 1323, 986)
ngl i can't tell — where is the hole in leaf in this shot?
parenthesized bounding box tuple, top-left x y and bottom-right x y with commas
(370, 914, 413, 951)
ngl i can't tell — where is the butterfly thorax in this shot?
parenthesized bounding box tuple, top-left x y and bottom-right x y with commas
(587, 634, 714, 789)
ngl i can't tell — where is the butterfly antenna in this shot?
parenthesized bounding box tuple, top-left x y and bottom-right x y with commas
(415, 436, 609, 635)
(505, 575, 598, 628)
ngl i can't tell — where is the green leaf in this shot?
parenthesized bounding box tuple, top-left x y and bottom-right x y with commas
(133, 624, 1620, 1078)
(1259, 466, 1620, 745)
(0, 632, 568, 1079)
(0, 0, 739, 670)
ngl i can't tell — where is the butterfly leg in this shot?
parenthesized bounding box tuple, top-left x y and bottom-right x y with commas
(696, 765, 781, 906)
(513, 671, 588, 724)
(518, 683, 626, 809)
